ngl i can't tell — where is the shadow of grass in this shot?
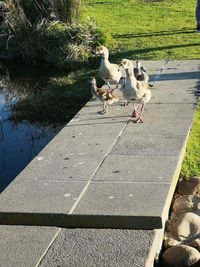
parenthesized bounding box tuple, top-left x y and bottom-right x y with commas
(113, 29, 196, 39)
(110, 43, 200, 61)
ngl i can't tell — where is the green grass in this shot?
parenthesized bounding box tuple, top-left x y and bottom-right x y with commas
(181, 103, 200, 178)
(83, 0, 200, 60)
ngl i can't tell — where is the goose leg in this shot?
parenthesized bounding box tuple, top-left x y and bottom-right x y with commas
(136, 103, 145, 123)
(99, 102, 107, 115)
(131, 103, 139, 118)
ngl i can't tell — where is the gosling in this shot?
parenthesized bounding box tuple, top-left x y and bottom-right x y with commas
(89, 77, 119, 114)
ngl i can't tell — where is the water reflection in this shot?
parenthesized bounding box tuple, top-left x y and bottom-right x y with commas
(0, 63, 60, 192)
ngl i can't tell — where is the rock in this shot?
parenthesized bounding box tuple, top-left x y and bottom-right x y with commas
(168, 212, 200, 241)
(162, 245, 200, 267)
(177, 177, 200, 195)
(172, 195, 200, 215)
(164, 237, 180, 249)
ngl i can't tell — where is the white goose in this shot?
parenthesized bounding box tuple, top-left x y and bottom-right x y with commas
(120, 59, 151, 123)
(96, 46, 122, 90)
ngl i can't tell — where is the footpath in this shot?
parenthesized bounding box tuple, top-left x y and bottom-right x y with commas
(0, 60, 199, 267)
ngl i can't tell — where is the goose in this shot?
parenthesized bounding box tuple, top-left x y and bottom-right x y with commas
(120, 59, 151, 123)
(89, 77, 119, 114)
(96, 46, 122, 91)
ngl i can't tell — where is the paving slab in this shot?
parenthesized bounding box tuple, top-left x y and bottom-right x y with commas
(39, 228, 155, 267)
(144, 103, 196, 119)
(39, 134, 117, 157)
(110, 135, 187, 157)
(0, 225, 59, 267)
(92, 155, 180, 183)
(16, 154, 103, 182)
(72, 182, 171, 229)
(0, 180, 86, 214)
(123, 117, 193, 136)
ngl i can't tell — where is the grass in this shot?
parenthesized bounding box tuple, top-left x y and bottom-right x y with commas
(83, 0, 200, 60)
(181, 102, 200, 178)
(10, 70, 95, 125)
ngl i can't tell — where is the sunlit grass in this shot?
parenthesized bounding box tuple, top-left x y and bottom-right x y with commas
(83, 0, 200, 60)
(181, 103, 200, 178)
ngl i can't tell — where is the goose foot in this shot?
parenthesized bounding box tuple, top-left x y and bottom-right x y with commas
(136, 117, 144, 123)
(131, 110, 139, 118)
(98, 110, 107, 115)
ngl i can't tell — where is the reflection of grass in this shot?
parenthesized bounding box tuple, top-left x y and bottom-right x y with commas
(181, 102, 200, 178)
(83, 0, 200, 60)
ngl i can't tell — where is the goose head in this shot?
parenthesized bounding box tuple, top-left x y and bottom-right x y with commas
(120, 59, 133, 70)
(88, 77, 97, 86)
(96, 46, 109, 58)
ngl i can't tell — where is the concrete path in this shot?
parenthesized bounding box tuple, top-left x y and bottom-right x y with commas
(0, 60, 199, 267)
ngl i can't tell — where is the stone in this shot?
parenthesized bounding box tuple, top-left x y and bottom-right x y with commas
(164, 237, 180, 249)
(168, 212, 200, 241)
(172, 195, 200, 215)
(162, 245, 200, 267)
(191, 239, 200, 251)
(177, 177, 200, 195)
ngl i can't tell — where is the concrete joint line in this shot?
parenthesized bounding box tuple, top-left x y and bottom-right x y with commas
(35, 228, 61, 267)
(68, 121, 130, 215)
(151, 59, 169, 87)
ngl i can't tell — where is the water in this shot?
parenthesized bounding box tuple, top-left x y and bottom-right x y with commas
(0, 62, 61, 193)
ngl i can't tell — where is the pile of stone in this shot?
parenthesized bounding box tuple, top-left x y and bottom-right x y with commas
(161, 176, 200, 267)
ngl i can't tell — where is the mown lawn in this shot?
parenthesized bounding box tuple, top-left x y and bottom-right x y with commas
(84, 0, 200, 178)
(84, 0, 200, 60)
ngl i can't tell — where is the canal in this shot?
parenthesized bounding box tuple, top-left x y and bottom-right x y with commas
(0, 61, 62, 192)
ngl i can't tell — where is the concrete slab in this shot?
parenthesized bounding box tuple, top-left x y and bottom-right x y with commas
(0, 225, 59, 267)
(92, 155, 180, 183)
(164, 60, 200, 72)
(110, 135, 187, 157)
(142, 103, 196, 119)
(59, 121, 126, 137)
(73, 182, 171, 229)
(122, 117, 193, 136)
(39, 228, 155, 267)
(17, 154, 103, 181)
(0, 180, 86, 214)
(39, 134, 117, 157)
(151, 81, 198, 104)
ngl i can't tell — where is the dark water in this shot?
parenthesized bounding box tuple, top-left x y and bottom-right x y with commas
(0, 62, 61, 193)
